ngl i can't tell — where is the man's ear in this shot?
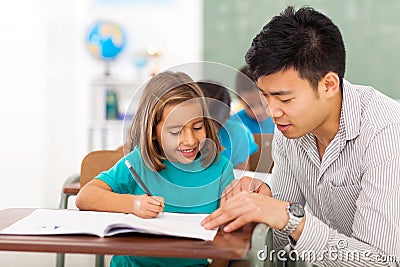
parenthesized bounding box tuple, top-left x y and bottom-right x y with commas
(322, 72, 340, 99)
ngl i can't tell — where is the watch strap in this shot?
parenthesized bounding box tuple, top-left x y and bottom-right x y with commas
(281, 203, 303, 236)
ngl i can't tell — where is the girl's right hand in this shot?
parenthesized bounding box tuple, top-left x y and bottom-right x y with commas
(132, 195, 164, 218)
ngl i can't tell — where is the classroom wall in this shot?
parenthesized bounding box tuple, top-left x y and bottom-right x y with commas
(0, 0, 202, 266)
(204, 0, 400, 99)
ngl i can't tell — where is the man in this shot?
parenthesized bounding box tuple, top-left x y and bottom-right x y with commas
(202, 6, 400, 266)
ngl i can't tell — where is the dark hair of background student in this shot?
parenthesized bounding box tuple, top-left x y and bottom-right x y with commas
(197, 80, 231, 130)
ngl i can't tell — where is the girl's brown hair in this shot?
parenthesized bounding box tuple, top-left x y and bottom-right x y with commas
(128, 71, 222, 172)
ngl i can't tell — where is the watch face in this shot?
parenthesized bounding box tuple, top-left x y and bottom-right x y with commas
(289, 203, 305, 218)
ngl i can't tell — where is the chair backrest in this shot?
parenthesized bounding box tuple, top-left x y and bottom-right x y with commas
(80, 147, 124, 187)
(249, 133, 274, 173)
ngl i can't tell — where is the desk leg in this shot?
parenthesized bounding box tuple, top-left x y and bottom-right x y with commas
(95, 255, 105, 267)
(247, 223, 274, 267)
(57, 174, 80, 267)
(56, 193, 69, 267)
(56, 253, 65, 267)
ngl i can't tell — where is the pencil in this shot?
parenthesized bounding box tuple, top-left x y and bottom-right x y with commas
(124, 160, 153, 196)
(124, 160, 164, 214)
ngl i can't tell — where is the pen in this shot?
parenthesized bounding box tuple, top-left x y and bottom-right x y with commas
(124, 160, 153, 196)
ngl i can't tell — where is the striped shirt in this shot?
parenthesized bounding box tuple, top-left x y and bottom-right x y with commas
(270, 80, 400, 266)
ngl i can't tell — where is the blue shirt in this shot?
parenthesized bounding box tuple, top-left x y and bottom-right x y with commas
(96, 146, 234, 267)
(218, 118, 258, 167)
(232, 109, 275, 134)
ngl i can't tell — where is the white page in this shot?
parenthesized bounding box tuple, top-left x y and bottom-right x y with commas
(0, 209, 218, 241)
(106, 212, 217, 240)
(0, 209, 123, 236)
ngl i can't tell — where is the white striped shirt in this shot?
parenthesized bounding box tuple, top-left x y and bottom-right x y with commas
(271, 80, 400, 266)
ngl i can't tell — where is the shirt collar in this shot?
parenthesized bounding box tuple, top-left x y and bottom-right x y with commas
(342, 79, 361, 141)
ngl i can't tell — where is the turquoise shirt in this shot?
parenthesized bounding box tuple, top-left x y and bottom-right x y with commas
(219, 117, 258, 167)
(96, 146, 234, 267)
(232, 109, 275, 134)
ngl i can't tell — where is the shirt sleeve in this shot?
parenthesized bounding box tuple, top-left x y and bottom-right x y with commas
(218, 158, 235, 207)
(96, 149, 140, 194)
(270, 131, 306, 250)
(292, 123, 400, 266)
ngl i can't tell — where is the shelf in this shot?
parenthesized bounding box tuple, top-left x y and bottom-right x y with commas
(89, 77, 143, 150)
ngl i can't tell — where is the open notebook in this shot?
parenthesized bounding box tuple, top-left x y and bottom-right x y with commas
(0, 209, 218, 241)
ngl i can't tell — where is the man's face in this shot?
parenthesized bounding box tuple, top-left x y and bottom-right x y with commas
(156, 99, 207, 164)
(240, 90, 270, 122)
(257, 68, 331, 139)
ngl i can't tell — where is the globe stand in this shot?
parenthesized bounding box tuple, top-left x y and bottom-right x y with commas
(104, 61, 111, 77)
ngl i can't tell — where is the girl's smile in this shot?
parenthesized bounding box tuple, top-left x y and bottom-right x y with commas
(178, 147, 198, 158)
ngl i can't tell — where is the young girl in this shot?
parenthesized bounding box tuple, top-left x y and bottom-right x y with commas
(76, 71, 234, 267)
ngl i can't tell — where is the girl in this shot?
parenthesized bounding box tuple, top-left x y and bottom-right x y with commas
(76, 71, 234, 267)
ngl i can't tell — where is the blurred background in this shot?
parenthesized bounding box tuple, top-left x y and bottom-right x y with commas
(1, 0, 399, 266)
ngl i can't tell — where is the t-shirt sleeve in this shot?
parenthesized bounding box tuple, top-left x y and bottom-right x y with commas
(220, 158, 235, 189)
(228, 120, 259, 165)
(216, 157, 235, 208)
(95, 148, 141, 194)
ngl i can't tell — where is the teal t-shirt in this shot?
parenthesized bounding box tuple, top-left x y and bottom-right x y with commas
(219, 117, 258, 167)
(232, 109, 275, 134)
(96, 146, 234, 267)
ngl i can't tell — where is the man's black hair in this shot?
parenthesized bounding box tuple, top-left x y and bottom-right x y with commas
(245, 6, 346, 90)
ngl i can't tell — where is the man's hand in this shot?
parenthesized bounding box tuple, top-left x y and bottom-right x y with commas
(202, 191, 288, 232)
(220, 176, 272, 206)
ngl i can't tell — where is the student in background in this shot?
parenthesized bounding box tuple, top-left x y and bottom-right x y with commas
(202, 6, 400, 266)
(233, 65, 275, 134)
(76, 71, 234, 267)
(198, 81, 258, 170)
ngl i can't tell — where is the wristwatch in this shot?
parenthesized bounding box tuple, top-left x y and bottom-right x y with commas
(281, 203, 305, 236)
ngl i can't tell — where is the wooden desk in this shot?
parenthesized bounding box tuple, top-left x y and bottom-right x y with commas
(0, 208, 274, 267)
(62, 182, 80, 195)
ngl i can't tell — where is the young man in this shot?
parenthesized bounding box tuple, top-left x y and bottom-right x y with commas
(232, 65, 275, 134)
(202, 6, 400, 266)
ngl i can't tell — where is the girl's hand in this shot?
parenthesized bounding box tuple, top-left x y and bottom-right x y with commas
(132, 195, 164, 218)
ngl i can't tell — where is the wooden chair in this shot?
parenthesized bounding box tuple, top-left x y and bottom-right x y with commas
(249, 133, 274, 173)
(57, 147, 124, 267)
(80, 148, 124, 188)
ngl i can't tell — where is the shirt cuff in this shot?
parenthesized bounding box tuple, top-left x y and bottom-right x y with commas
(291, 212, 330, 256)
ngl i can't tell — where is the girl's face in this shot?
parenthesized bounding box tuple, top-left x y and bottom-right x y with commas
(155, 99, 207, 164)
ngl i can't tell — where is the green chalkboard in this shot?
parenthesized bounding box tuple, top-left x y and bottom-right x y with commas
(204, 0, 400, 99)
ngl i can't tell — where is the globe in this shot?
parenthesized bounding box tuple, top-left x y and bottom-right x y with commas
(86, 21, 126, 61)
